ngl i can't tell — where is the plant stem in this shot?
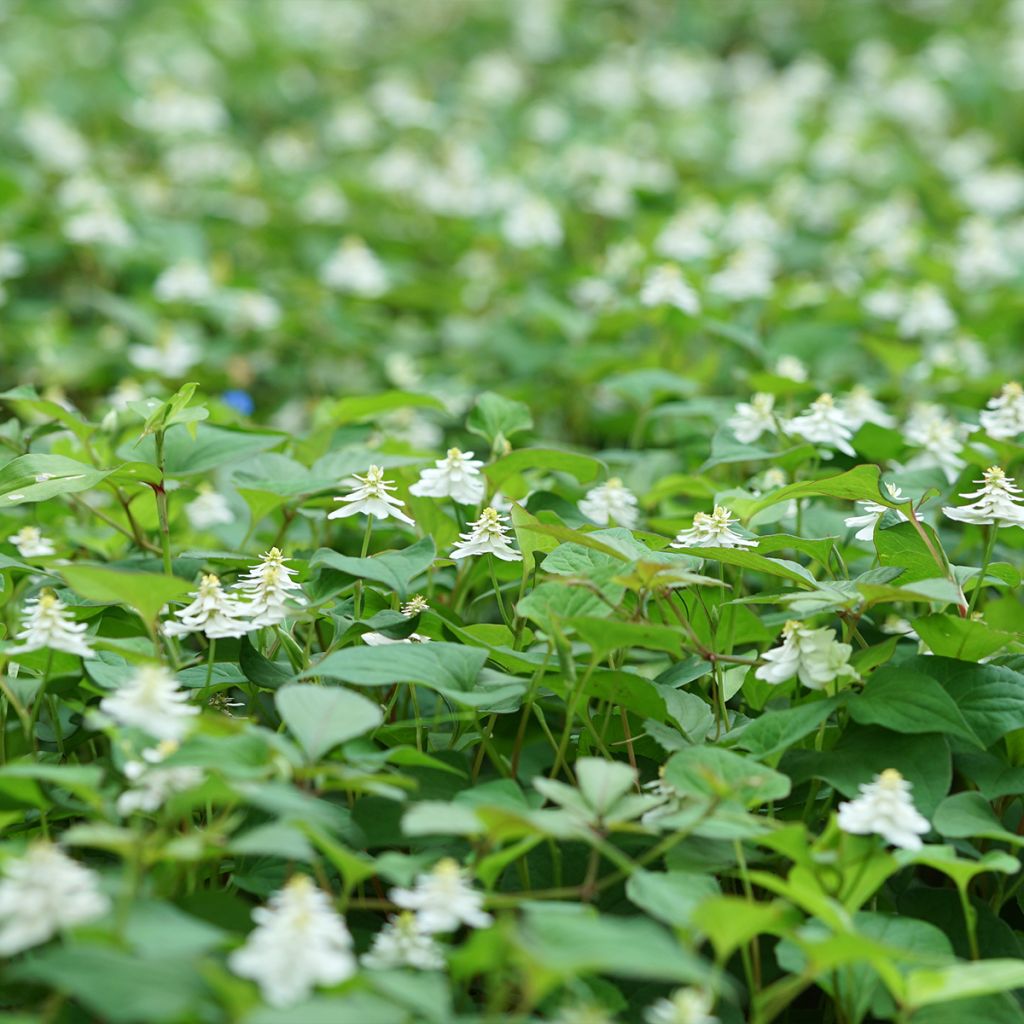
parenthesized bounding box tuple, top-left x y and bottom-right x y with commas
(967, 524, 997, 615)
(153, 430, 173, 575)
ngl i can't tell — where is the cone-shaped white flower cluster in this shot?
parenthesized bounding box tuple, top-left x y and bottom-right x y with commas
(362, 911, 445, 970)
(943, 466, 1024, 528)
(728, 392, 776, 444)
(410, 448, 486, 505)
(363, 594, 431, 646)
(644, 987, 719, 1024)
(234, 547, 305, 626)
(843, 483, 907, 541)
(837, 768, 930, 850)
(163, 574, 254, 639)
(670, 505, 755, 549)
(0, 844, 110, 955)
(390, 857, 493, 933)
(329, 465, 414, 525)
(785, 393, 856, 457)
(229, 875, 356, 1007)
(7, 526, 55, 557)
(450, 507, 522, 561)
(99, 665, 200, 741)
(978, 382, 1024, 440)
(578, 478, 640, 528)
(9, 590, 95, 658)
(755, 621, 857, 690)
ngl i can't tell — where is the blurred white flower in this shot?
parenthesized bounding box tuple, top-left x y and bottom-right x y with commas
(227, 290, 281, 333)
(773, 354, 808, 382)
(756, 621, 856, 690)
(978, 382, 1024, 440)
(362, 911, 445, 970)
(501, 195, 563, 249)
(128, 331, 202, 377)
(578, 478, 639, 528)
(235, 547, 305, 627)
(0, 244, 24, 281)
(0, 844, 109, 955)
(903, 404, 967, 483)
(320, 236, 389, 296)
(645, 987, 719, 1024)
(9, 590, 95, 658)
(837, 769, 930, 850)
(639, 264, 700, 314)
(299, 181, 349, 224)
(99, 665, 199, 741)
(329, 465, 414, 525)
(163, 574, 255, 639)
(7, 526, 55, 558)
(185, 487, 234, 529)
(786, 393, 856, 457)
(410, 448, 486, 505)
(450, 507, 522, 561)
(390, 858, 493, 934)
(229, 875, 356, 1007)
(943, 466, 1024, 527)
(117, 741, 204, 815)
(671, 505, 756, 549)
(897, 285, 956, 339)
(728, 392, 777, 444)
(841, 387, 895, 430)
(154, 262, 215, 304)
(844, 484, 907, 541)
(708, 245, 775, 301)
(19, 110, 88, 171)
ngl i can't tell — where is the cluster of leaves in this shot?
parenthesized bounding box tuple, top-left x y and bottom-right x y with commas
(2, 1, 1024, 1023)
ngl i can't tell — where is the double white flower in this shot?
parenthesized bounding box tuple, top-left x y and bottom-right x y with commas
(329, 465, 414, 526)
(234, 547, 305, 626)
(578, 478, 639, 528)
(785, 393, 856, 457)
(9, 590, 95, 658)
(409, 447, 486, 505)
(390, 858, 493, 934)
(756, 621, 856, 690)
(7, 526, 55, 557)
(0, 844, 110, 955)
(163, 574, 255, 639)
(229, 875, 356, 1007)
(644, 987, 719, 1024)
(943, 466, 1024, 528)
(844, 483, 907, 541)
(450, 507, 522, 561)
(362, 911, 445, 970)
(978, 382, 1024, 440)
(670, 505, 755, 549)
(837, 769, 930, 850)
(99, 665, 199, 741)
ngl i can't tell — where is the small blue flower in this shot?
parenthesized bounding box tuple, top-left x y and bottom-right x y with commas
(222, 389, 254, 416)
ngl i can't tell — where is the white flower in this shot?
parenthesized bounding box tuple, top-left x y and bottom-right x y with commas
(8, 590, 95, 658)
(362, 912, 445, 970)
(127, 331, 202, 377)
(755, 621, 857, 690)
(99, 665, 199, 741)
(639, 264, 700, 315)
(229, 875, 356, 1007)
(786, 393, 856, 457)
(450, 507, 522, 561)
(320, 237, 389, 296)
(501, 195, 563, 249)
(728, 392, 777, 444)
(227, 290, 281, 333)
(390, 858, 493, 934)
(185, 487, 235, 529)
(709, 245, 776, 302)
(903, 404, 968, 484)
(841, 386, 896, 430)
(154, 261, 215, 304)
(644, 987, 719, 1024)
(409, 448, 486, 505)
(943, 466, 1024, 528)
(117, 742, 204, 816)
(670, 505, 756, 549)
(0, 844, 110, 955)
(363, 594, 430, 646)
(773, 355, 808, 382)
(7, 526, 55, 558)
(898, 284, 956, 339)
(978, 382, 1024, 440)
(163, 574, 255, 640)
(235, 548, 306, 627)
(837, 769, 930, 850)
(844, 483, 907, 541)
(328, 465, 414, 526)
(578, 478, 640, 528)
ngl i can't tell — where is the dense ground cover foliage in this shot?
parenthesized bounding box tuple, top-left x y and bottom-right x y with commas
(4, 1, 1024, 1022)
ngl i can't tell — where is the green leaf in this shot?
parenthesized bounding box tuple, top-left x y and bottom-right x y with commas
(932, 792, 1023, 846)
(328, 390, 445, 424)
(486, 448, 604, 487)
(0, 454, 115, 505)
(848, 668, 983, 747)
(735, 696, 845, 759)
(927, 661, 1024, 747)
(59, 565, 194, 624)
(906, 960, 1024, 1010)
(466, 392, 533, 446)
(912, 614, 1016, 662)
(565, 617, 683, 659)
(736, 466, 898, 520)
(0, 386, 95, 442)
(304, 643, 487, 693)
(126, 424, 284, 476)
(310, 537, 436, 598)
(875, 521, 948, 585)
(664, 746, 791, 807)
(625, 870, 721, 928)
(275, 683, 383, 762)
(674, 547, 816, 586)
